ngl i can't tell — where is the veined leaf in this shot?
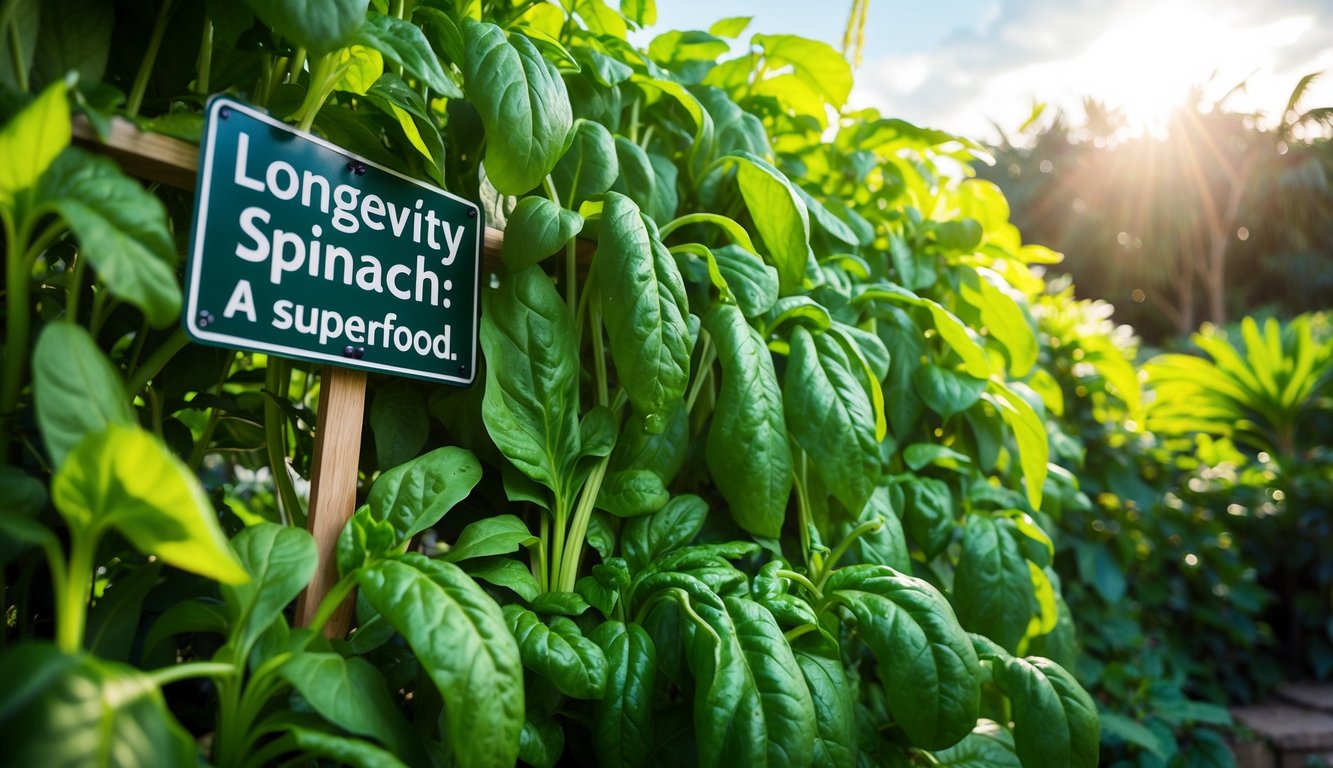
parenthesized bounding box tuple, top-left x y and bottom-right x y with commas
(501, 196, 583, 271)
(32, 323, 135, 469)
(953, 514, 1035, 653)
(505, 605, 608, 699)
(590, 621, 657, 768)
(243, 0, 369, 54)
(366, 446, 483, 544)
(988, 654, 1099, 768)
(354, 12, 456, 96)
(280, 653, 420, 760)
(729, 152, 811, 294)
(985, 380, 1049, 511)
(222, 523, 316, 656)
(552, 120, 619, 210)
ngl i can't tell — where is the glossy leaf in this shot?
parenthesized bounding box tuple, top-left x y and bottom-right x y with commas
(358, 554, 523, 768)
(52, 425, 246, 583)
(794, 638, 856, 768)
(914, 364, 987, 419)
(933, 720, 1020, 767)
(370, 381, 429, 471)
(704, 302, 792, 538)
(32, 323, 135, 469)
(825, 565, 980, 749)
(985, 381, 1049, 511)
(713, 243, 780, 318)
(462, 21, 573, 194)
(730, 152, 811, 294)
(505, 605, 608, 699)
(281, 653, 419, 758)
(848, 486, 910, 572)
(598, 192, 692, 429)
(952, 514, 1035, 653)
(785, 326, 878, 513)
(288, 727, 407, 768)
(591, 621, 657, 768)
(552, 119, 619, 209)
(440, 514, 536, 562)
(623, 494, 708, 573)
(222, 523, 316, 655)
(367, 446, 483, 544)
(0, 77, 69, 204)
(903, 477, 954, 560)
(354, 12, 455, 96)
(989, 654, 1099, 768)
(243, 0, 368, 53)
(501, 196, 583, 271)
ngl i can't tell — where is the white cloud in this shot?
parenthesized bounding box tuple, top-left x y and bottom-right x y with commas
(850, 0, 1333, 142)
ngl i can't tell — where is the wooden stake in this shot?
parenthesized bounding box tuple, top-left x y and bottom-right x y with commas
(294, 365, 368, 637)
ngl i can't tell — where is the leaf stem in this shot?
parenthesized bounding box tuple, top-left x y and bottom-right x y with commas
(196, 18, 214, 94)
(0, 210, 31, 461)
(147, 661, 235, 687)
(816, 518, 883, 590)
(305, 574, 358, 637)
(57, 529, 98, 653)
(263, 358, 302, 526)
(684, 331, 714, 415)
(126, 0, 177, 117)
(126, 328, 189, 397)
(65, 254, 87, 323)
(5, 8, 27, 93)
(556, 456, 610, 592)
(776, 569, 823, 601)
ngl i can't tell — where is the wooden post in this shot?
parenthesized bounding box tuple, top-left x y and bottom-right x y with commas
(294, 365, 368, 636)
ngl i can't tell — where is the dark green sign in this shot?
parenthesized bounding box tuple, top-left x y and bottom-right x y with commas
(185, 97, 481, 386)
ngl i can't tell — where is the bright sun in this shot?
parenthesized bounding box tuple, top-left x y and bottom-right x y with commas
(1066, 4, 1306, 134)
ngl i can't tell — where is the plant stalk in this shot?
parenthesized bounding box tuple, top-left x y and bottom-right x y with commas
(126, 0, 178, 117)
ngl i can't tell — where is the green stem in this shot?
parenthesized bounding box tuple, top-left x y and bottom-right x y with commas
(65, 255, 87, 323)
(817, 518, 883, 590)
(784, 623, 818, 643)
(147, 661, 235, 687)
(188, 351, 237, 472)
(638, 124, 656, 152)
(793, 452, 815, 569)
(557, 457, 610, 592)
(284, 48, 306, 85)
(628, 97, 640, 143)
(6, 9, 27, 93)
(57, 529, 98, 653)
(263, 358, 302, 526)
(535, 514, 550, 593)
(549, 494, 569, 593)
(590, 288, 609, 408)
(305, 574, 358, 637)
(126, 328, 189, 397)
(0, 211, 30, 462)
(126, 0, 177, 117)
(684, 331, 715, 415)
(196, 18, 214, 94)
(777, 569, 823, 601)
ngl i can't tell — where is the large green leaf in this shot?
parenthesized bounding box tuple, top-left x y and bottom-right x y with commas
(752, 34, 853, 109)
(463, 21, 573, 194)
(369, 381, 429, 471)
(0, 77, 69, 205)
(952, 514, 1035, 654)
(32, 323, 135, 469)
(39, 149, 180, 326)
(354, 12, 455, 96)
(825, 565, 980, 749)
(730, 152, 810, 294)
(357, 554, 523, 768)
(590, 621, 657, 768)
(704, 303, 792, 538)
(933, 720, 1021, 767)
(989, 654, 1099, 768)
(985, 381, 1049, 511)
(288, 727, 407, 768)
(0, 644, 196, 767)
(51, 425, 247, 584)
(501, 196, 583, 271)
(597, 192, 691, 429)
(31, 0, 112, 87)
(480, 266, 581, 499)
(687, 596, 818, 768)
(785, 326, 878, 513)
(552, 120, 619, 210)
(712, 243, 779, 318)
(794, 637, 856, 768)
(440, 515, 536, 562)
(221, 523, 315, 656)
(903, 477, 954, 560)
(280, 653, 420, 759)
(243, 0, 369, 54)
(848, 486, 910, 572)
(622, 494, 708, 573)
(367, 446, 482, 545)
(959, 268, 1036, 378)
(914, 364, 987, 419)
(504, 605, 608, 699)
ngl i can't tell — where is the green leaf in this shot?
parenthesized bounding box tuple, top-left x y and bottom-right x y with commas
(32, 323, 135, 469)
(31, 0, 112, 86)
(953, 514, 1035, 653)
(85, 561, 162, 661)
(505, 605, 608, 699)
(959, 269, 1036, 378)
(480, 267, 581, 498)
(730, 152, 811, 294)
(597, 468, 669, 519)
(591, 621, 657, 768)
(825, 565, 980, 749)
(0, 645, 196, 766)
(0, 467, 49, 564)
(623, 494, 708, 573)
(985, 381, 1049, 511)
(989, 655, 1099, 768)
(370, 380, 429, 470)
(242, 0, 369, 54)
(461, 556, 541, 602)
(281, 653, 420, 759)
(501, 196, 583, 271)
(288, 726, 407, 768)
(354, 12, 455, 96)
(620, 0, 656, 25)
(0, 77, 69, 205)
(441, 515, 536, 562)
(794, 638, 856, 768)
(753, 34, 853, 109)
(367, 446, 482, 544)
(713, 244, 779, 318)
(337, 506, 398, 576)
(1098, 712, 1169, 760)
(52, 425, 247, 584)
(933, 720, 1020, 767)
(597, 192, 692, 428)
(903, 477, 954, 559)
(611, 136, 659, 219)
(39, 150, 181, 326)
(552, 120, 619, 210)
(704, 303, 792, 538)
(785, 326, 878, 513)
(709, 16, 752, 37)
(358, 554, 523, 768)
(222, 523, 317, 656)
(686, 596, 818, 768)
(519, 711, 565, 768)
(914, 365, 987, 418)
(848, 486, 910, 572)
(463, 21, 573, 194)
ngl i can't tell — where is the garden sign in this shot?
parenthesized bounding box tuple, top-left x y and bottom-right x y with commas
(184, 96, 482, 386)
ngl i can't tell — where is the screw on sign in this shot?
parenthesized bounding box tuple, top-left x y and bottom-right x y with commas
(184, 97, 485, 635)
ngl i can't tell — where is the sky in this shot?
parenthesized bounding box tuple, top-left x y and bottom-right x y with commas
(640, 0, 1333, 142)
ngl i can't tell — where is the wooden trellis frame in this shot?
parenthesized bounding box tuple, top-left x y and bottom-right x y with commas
(74, 115, 507, 636)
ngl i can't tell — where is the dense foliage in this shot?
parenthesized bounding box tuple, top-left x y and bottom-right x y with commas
(0, 1, 1328, 767)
